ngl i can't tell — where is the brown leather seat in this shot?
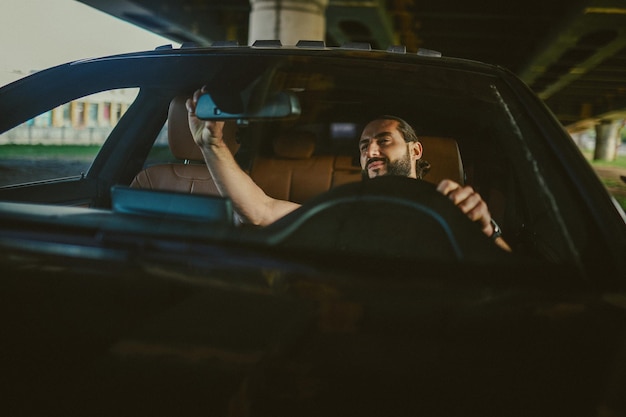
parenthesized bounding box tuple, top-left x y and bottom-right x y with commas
(248, 132, 482, 243)
(248, 133, 463, 205)
(420, 136, 465, 186)
(249, 131, 361, 204)
(130, 96, 238, 194)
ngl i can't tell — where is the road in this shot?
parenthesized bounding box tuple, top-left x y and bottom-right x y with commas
(0, 159, 91, 187)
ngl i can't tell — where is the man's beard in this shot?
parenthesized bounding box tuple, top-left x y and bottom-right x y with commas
(362, 150, 412, 179)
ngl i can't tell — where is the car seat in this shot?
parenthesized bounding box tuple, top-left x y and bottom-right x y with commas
(130, 95, 239, 194)
(248, 132, 464, 204)
(419, 136, 465, 186)
(249, 131, 361, 204)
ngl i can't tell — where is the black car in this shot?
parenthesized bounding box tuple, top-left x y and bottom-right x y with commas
(1, 42, 625, 416)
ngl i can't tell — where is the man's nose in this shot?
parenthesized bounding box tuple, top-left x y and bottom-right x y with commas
(366, 142, 380, 157)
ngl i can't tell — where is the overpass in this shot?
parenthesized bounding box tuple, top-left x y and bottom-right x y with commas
(79, 0, 626, 151)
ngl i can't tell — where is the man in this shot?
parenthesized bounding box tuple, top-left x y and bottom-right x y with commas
(186, 88, 511, 251)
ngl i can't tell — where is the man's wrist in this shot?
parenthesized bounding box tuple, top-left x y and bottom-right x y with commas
(200, 136, 225, 149)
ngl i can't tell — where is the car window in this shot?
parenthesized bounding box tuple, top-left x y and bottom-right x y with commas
(0, 88, 142, 186)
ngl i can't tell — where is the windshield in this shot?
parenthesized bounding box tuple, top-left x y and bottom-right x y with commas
(187, 55, 588, 264)
(0, 51, 614, 272)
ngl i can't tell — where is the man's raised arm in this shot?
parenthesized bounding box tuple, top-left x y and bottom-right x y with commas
(186, 87, 300, 226)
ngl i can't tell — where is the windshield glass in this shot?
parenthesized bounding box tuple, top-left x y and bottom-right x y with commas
(0, 51, 610, 270)
(155, 53, 596, 265)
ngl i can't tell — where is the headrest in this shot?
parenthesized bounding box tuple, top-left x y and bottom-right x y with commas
(167, 95, 239, 161)
(273, 131, 316, 159)
(418, 136, 464, 185)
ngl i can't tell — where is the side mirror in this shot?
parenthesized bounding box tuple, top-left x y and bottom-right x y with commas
(195, 91, 301, 120)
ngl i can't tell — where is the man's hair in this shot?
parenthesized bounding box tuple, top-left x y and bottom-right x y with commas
(375, 115, 419, 143)
(374, 115, 431, 179)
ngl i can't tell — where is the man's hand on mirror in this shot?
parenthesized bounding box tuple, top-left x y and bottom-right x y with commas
(186, 86, 225, 149)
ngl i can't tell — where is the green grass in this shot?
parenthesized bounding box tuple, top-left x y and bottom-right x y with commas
(602, 178, 624, 187)
(583, 153, 626, 211)
(0, 144, 101, 159)
(597, 159, 626, 169)
(0, 144, 175, 163)
(582, 151, 626, 167)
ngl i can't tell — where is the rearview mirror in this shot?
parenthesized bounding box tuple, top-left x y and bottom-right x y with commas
(195, 91, 301, 120)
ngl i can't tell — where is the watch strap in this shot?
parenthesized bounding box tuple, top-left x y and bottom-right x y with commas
(490, 218, 502, 240)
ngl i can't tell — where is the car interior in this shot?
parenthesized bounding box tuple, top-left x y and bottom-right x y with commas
(113, 91, 520, 263)
(131, 95, 466, 205)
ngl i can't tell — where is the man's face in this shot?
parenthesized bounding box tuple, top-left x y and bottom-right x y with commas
(359, 119, 422, 179)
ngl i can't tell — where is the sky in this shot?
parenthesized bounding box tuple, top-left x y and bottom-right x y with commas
(1, 0, 180, 85)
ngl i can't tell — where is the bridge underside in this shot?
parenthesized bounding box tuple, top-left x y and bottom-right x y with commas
(79, 0, 626, 129)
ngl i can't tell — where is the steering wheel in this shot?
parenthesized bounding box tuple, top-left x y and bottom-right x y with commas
(262, 176, 508, 263)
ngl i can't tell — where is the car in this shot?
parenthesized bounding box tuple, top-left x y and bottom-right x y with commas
(1, 41, 625, 416)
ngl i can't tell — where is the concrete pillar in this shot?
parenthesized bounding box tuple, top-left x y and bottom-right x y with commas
(51, 107, 64, 127)
(248, 0, 329, 46)
(83, 102, 92, 127)
(594, 119, 623, 161)
(110, 103, 119, 126)
(97, 102, 106, 127)
(70, 101, 83, 128)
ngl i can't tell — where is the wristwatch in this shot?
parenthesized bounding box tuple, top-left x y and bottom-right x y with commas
(490, 218, 502, 240)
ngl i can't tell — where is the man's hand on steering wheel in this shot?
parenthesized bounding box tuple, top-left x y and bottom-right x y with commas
(436, 179, 511, 251)
(436, 179, 492, 236)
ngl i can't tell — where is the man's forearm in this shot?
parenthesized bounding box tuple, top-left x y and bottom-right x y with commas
(200, 142, 299, 226)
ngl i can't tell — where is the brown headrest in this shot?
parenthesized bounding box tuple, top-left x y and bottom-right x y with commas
(273, 131, 316, 159)
(419, 136, 464, 185)
(167, 95, 239, 161)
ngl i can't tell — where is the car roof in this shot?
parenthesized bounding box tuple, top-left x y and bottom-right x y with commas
(0, 42, 514, 133)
